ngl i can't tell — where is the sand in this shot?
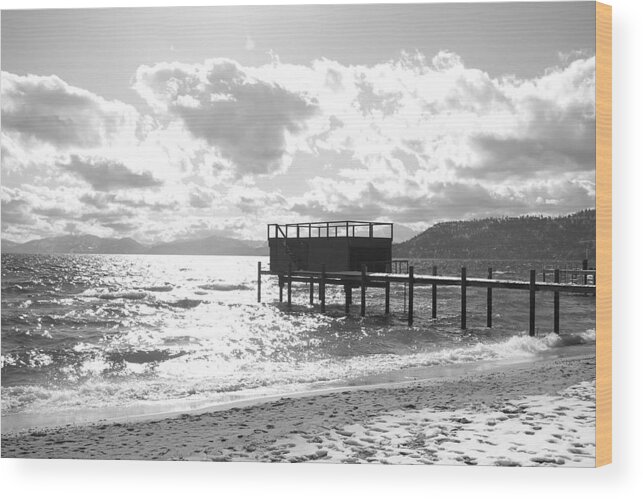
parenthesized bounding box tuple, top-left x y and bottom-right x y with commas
(1, 354, 596, 466)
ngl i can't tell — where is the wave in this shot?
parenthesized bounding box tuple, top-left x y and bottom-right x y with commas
(1, 328, 595, 417)
(98, 291, 149, 300)
(166, 298, 205, 309)
(1, 350, 54, 370)
(138, 285, 174, 292)
(198, 282, 251, 292)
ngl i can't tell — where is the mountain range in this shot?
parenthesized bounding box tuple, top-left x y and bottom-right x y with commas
(2, 210, 595, 259)
(1, 234, 268, 256)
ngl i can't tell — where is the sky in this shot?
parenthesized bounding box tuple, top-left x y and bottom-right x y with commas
(1, 2, 596, 243)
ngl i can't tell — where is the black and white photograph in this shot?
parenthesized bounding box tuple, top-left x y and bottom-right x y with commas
(1, 1, 600, 466)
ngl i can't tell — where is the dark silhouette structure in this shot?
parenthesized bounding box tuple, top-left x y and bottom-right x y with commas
(268, 221, 393, 272)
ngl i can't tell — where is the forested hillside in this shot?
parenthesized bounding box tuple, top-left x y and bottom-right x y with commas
(394, 210, 595, 260)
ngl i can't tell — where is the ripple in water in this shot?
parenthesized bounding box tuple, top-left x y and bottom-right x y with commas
(1, 253, 595, 419)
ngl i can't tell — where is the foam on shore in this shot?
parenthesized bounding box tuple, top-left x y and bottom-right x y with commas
(1, 353, 596, 466)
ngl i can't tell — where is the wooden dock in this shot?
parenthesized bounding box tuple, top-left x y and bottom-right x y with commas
(257, 262, 596, 336)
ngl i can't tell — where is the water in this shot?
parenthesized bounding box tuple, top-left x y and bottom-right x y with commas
(1, 254, 595, 424)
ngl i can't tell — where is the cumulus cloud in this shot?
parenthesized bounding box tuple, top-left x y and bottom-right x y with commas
(58, 155, 163, 191)
(465, 57, 596, 180)
(1, 71, 141, 149)
(279, 52, 596, 227)
(1, 191, 35, 229)
(133, 59, 318, 176)
(188, 186, 215, 208)
(79, 191, 177, 211)
(2, 50, 597, 241)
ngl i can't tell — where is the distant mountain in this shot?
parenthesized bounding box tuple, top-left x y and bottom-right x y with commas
(2, 235, 147, 255)
(1, 239, 21, 253)
(394, 210, 596, 261)
(3, 211, 594, 259)
(2, 233, 268, 256)
(148, 234, 267, 256)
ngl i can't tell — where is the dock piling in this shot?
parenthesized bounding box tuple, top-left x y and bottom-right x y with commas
(309, 277, 314, 305)
(487, 267, 493, 327)
(259, 262, 594, 331)
(287, 263, 292, 308)
(432, 265, 437, 319)
(361, 264, 367, 317)
(529, 269, 536, 336)
(554, 268, 560, 334)
(257, 262, 262, 303)
(384, 281, 390, 315)
(461, 267, 467, 330)
(408, 266, 415, 326)
(320, 264, 326, 313)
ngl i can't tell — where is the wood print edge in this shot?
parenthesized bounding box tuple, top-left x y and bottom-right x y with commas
(595, 0, 612, 468)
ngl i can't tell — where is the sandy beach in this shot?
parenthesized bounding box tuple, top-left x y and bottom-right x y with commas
(1, 352, 596, 466)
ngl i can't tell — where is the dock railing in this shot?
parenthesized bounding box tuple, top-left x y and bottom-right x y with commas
(257, 262, 595, 336)
(267, 220, 394, 240)
(541, 259, 596, 285)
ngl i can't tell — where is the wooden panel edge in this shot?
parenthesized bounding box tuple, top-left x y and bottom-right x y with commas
(595, 0, 612, 468)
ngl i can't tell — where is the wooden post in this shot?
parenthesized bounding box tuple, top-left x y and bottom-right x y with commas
(257, 262, 262, 303)
(320, 264, 326, 313)
(278, 275, 283, 303)
(487, 267, 493, 328)
(582, 259, 589, 285)
(309, 277, 314, 305)
(403, 282, 407, 314)
(345, 285, 351, 315)
(529, 269, 536, 336)
(432, 265, 437, 319)
(287, 263, 292, 308)
(461, 267, 467, 330)
(384, 281, 390, 315)
(554, 268, 560, 334)
(408, 266, 414, 326)
(361, 264, 367, 317)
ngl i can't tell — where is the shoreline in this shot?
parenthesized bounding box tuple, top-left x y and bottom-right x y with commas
(1, 350, 596, 465)
(1, 343, 594, 433)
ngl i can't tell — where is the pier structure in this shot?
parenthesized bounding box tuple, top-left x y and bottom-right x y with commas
(267, 220, 394, 273)
(541, 259, 596, 285)
(259, 221, 596, 336)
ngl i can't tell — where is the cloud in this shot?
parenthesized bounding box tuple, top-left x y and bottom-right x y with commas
(465, 57, 596, 180)
(2, 51, 596, 241)
(1, 71, 141, 149)
(133, 59, 318, 176)
(58, 155, 163, 191)
(188, 186, 214, 208)
(79, 191, 177, 211)
(228, 186, 287, 215)
(280, 52, 596, 227)
(31, 206, 75, 219)
(1, 191, 35, 228)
